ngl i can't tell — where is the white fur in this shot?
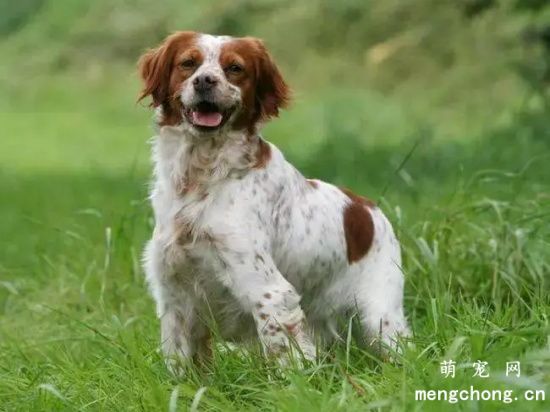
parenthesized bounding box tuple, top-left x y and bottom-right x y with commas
(143, 34, 410, 371)
(179, 34, 241, 139)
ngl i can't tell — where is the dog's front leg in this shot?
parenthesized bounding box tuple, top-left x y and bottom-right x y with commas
(158, 294, 204, 374)
(219, 251, 315, 364)
(144, 239, 208, 375)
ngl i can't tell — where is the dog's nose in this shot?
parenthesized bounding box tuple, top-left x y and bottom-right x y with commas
(193, 74, 218, 92)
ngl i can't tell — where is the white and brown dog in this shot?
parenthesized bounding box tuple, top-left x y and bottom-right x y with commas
(139, 32, 409, 370)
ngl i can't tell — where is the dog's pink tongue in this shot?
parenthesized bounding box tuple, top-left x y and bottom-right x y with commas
(192, 111, 223, 127)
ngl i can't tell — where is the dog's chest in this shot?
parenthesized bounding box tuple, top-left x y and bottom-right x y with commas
(158, 192, 230, 271)
(157, 187, 260, 338)
(155, 173, 260, 274)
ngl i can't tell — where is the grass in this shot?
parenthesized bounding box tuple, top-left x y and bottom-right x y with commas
(0, 70, 549, 411)
(1, 2, 550, 408)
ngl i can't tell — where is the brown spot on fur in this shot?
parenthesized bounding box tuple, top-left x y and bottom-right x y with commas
(174, 218, 216, 246)
(383, 320, 390, 327)
(340, 187, 376, 208)
(174, 171, 190, 196)
(180, 182, 200, 197)
(284, 322, 298, 333)
(342, 189, 375, 263)
(306, 179, 319, 189)
(174, 217, 193, 245)
(242, 151, 253, 163)
(268, 324, 276, 330)
(263, 292, 272, 299)
(340, 187, 376, 263)
(260, 313, 268, 320)
(255, 302, 263, 309)
(253, 138, 271, 168)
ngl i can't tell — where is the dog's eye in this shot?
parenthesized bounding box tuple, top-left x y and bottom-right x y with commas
(180, 59, 196, 69)
(226, 64, 244, 74)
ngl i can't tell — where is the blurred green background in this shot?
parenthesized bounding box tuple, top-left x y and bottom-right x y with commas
(1, 1, 549, 410)
(1, 0, 549, 270)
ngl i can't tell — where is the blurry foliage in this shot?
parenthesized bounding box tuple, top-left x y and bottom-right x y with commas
(0, 0, 44, 36)
(0, 1, 545, 75)
(463, 0, 550, 100)
(462, 0, 497, 18)
(1, 0, 550, 135)
(300, 104, 550, 203)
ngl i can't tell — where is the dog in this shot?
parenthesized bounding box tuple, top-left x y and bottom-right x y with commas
(138, 31, 410, 371)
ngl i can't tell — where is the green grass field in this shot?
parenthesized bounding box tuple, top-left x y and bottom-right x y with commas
(1, 2, 550, 411)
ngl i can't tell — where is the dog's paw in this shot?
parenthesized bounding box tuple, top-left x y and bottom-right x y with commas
(267, 339, 316, 370)
(164, 354, 191, 377)
(368, 328, 413, 364)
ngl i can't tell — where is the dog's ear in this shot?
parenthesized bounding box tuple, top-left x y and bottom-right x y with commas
(138, 32, 196, 107)
(137, 43, 172, 106)
(251, 39, 291, 119)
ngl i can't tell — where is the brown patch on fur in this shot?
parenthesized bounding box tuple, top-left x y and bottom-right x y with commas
(340, 187, 376, 208)
(252, 138, 272, 168)
(174, 215, 216, 246)
(255, 302, 263, 309)
(260, 313, 268, 320)
(263, 292, 272, 299)
(220, 38, 291, 134)
(137, 31, 199, 126)
(178, 180, 197, 197)
(284, 322, 298, 333)
(174, 217, 193, 245)
(306, 179, 319, 189)
(341, 187, 375, 263)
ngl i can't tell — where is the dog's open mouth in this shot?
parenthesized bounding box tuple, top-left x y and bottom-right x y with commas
(184, 102, 233, 130)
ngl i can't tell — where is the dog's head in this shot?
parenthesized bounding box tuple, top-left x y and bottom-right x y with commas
(138, 31, 290, 136)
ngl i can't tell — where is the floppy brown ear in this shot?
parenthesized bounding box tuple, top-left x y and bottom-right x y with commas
(253, 39, 291, 119)
(137, 44, 172, 107)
